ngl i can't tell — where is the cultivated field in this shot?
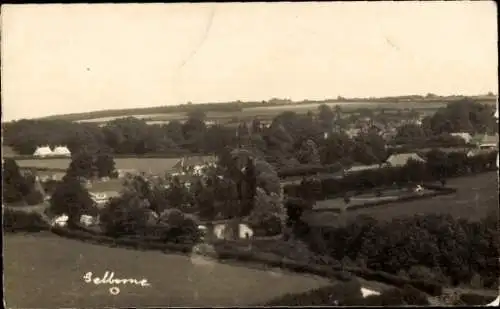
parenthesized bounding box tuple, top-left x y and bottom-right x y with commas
(304, 172, 498, 227)
(4, 233, 332, 308)
(66, 101, 451, 125)
(16, 157, 182, 172)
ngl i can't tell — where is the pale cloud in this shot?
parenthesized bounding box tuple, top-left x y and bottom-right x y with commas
(1, 2, 497, 121)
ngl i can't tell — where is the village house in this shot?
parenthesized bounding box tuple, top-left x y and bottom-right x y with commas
(52, 145, 71, 157)
(89, 191, 121, 207)
(33, 145, 53, 157)
(450, 132, 473, 144)
(172, 155, 217, 174)
(345, 128, 361, 138)
(116, 169, 140, 178)
(198, 218, 254, 241)
(385, 152, 426, 167)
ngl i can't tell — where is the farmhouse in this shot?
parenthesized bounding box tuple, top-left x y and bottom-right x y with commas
(33, 145, 53, 157)
(385, 152, 426, 167)
(52, 145, 71, 157)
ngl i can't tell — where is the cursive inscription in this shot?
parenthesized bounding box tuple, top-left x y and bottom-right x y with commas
(83, 271, 150, 295)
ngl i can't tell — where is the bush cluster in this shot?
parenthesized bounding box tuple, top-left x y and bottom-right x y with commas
(3, 209, 49, 232)
(285, 150, 497, 200)
(263, 280, 431, 306)
(295, 213, 499, 290)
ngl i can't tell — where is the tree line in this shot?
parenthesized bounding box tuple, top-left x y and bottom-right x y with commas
(286, 149, 498, 201)
(3, 99, 496, 168)
(293, 212, 499, 290)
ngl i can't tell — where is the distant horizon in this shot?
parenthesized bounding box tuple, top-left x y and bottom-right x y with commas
(4, 92, 497, 122)
(2, 3, 497, 121)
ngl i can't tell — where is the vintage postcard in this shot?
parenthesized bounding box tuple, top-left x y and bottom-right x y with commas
(2, 2, 499, 307)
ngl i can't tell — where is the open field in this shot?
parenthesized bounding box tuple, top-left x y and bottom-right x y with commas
(313, 188, 435, 210)
(4, 233, 332, 307)
(16, 157, 182, 172)
(304, 172, 498, 227)
(38, 95, 497, 124)
(62, 101, 453, 125)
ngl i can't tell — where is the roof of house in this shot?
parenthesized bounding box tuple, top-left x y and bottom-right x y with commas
(345, 164, 382, 173)
(53, 146, 71, 154)
(467, 149, 496, 157)
(33, 146, 53, 155)
(450, 132, 472, 140)
(172, 155, 217, 170)
(386, 153, 425, 166)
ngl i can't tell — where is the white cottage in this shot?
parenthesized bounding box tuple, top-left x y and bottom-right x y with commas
(200, 220, 254, 240)
(53, 145, 71, 157)
(33, 145, 53, 157)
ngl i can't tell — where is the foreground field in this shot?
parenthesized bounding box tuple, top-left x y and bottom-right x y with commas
(16, 157, 181, 172)
(304, 172, 498, 227)
(4, 234, 331, 307)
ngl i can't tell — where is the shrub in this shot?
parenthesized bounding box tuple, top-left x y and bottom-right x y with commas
(24, 190, 45, 205)
(3, 209, 49, 232)
(296, 212, 497, 291)
(99, 193, 150, 237)
(264, 280, 363, 306)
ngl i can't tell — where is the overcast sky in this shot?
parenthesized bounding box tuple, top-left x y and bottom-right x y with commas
(1, 2, 497, 121)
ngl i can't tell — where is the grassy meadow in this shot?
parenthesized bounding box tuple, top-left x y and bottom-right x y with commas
(16, 157, 182, 172)
(304, 172, 499, 227)
(4, 233, 332, 307)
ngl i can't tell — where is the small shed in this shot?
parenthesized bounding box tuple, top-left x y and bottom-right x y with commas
(386, 153, 426, 167)
(51, 214, 69, 227)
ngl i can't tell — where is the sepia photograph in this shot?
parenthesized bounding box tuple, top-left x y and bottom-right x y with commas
(2, 2, 499, 307)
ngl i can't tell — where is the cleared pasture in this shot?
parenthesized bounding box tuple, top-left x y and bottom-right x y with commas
(4, 234, 331, 307)
(68, 101, 450, 125)
(304, 172, 498, 227)
(242, 101, 447, 114)
(16, 157, 182, 172)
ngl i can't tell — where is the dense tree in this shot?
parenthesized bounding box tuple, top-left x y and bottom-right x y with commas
(317, 104, 335, 132)
(297, 139, 321, 165)
(320, 132, 354, 164)
(66, 152, 95, 179)
(49, 176, 97, 227)
(94, 153, 117, 178)
(99, 191, 150, 236)
(297, 212, 499, 289)
(2, 158, 30, 204)
(428, 99, 496, 134)
(394, 123, 427, 145)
